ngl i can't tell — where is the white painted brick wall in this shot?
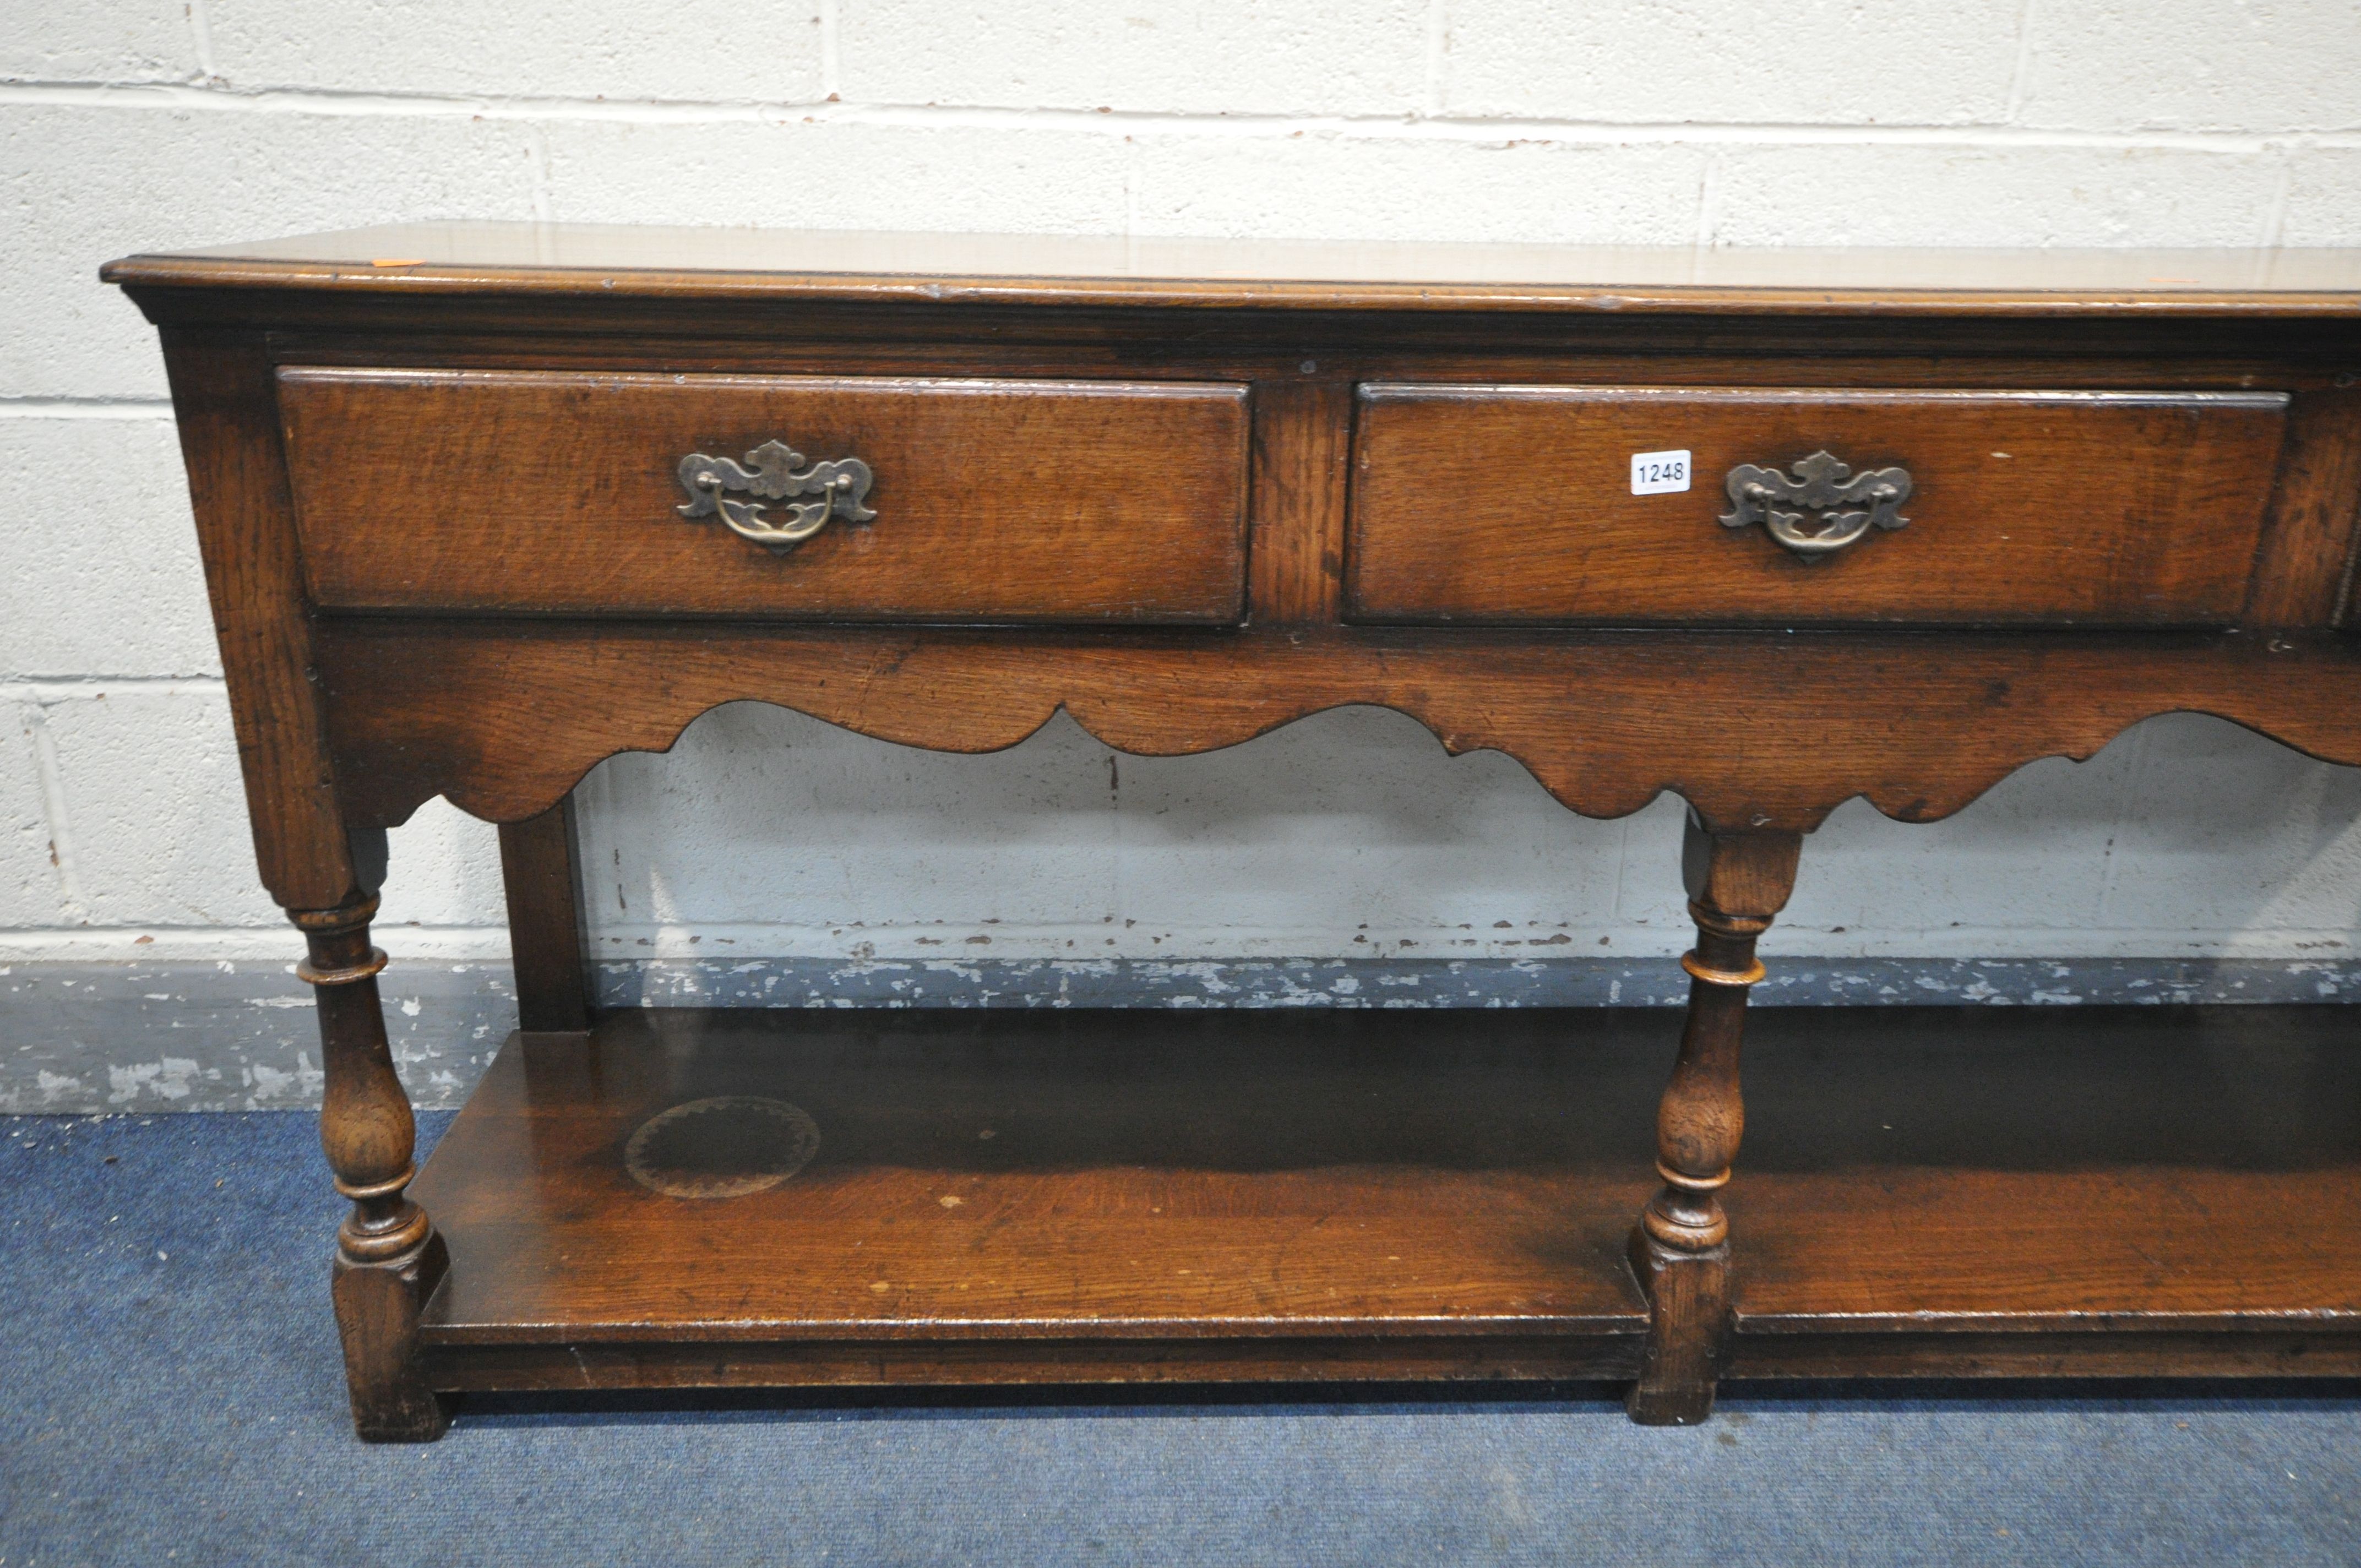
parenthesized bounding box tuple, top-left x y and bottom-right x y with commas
(1706, 144, 2287, 247)
(1442, 1, 2024, 125)
(840, 4, 1432, 116)
(2014, 1, 2361, 133)
(1, 701, 58, 927)
(200, 2, 828, 103)
(3, 1, 2360, 972)
(541, 120, 1132, 231)
(2285, 150, 2361, 245)
(0, 3, 191, 84)
(2, 104, 538, 399)
(1130, 134, 1711, 243)
(0, 416, 217, 677)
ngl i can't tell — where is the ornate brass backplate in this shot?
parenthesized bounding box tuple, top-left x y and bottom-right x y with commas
(677, 440, 876, 553)
(1719, 450, 1912, 558)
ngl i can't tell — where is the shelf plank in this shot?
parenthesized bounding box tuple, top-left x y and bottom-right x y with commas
(1731, 1002, 2361, 1331)
(414, 1011, 1661, 1376)
(410, 1004, 2361, 1391)
(1735, 1166, 2361, 1332)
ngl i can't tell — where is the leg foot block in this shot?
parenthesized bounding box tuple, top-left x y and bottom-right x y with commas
(1625, 1228, 1731, 1427)
(333, 1233, 451, 1442)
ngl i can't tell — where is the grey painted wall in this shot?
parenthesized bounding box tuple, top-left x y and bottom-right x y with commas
(7, 3, 2361, 1107)
(10, 954, 2359, 1114)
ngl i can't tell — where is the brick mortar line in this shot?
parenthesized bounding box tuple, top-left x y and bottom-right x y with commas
(18, 707, 85, 919)
(2, 79, 2355, 151)
(2005, 0, 2041, 123)
(1, 678, 227, 701)
(0, 927, 508, 961)
(184, 0, 218, 81)
(0, 399, 175, 421)
(818, 0, 841, 101)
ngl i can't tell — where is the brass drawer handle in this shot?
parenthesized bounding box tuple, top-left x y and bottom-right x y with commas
(1719, 450, 1912, 558)
(677, 439, 875, 553)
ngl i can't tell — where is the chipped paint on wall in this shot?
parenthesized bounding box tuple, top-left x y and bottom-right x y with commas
(0, 961, 514, 1113)
(597, 955, 2361, 1010)
(6, 956, 2359, 1113)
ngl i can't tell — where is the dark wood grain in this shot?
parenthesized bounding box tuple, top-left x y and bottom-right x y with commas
(296, 895, 448, 1440)
(162, 329, 448, 1438)
(2246, 388, 2361, 626)
(1626, 820, 1801, 1424)
(1724, 1332, 2361, 1379)
(1350, 385, 2290, 626)
(315, 619, 2361, 836)
(497, 796, 591, 1034)
(1733, 1167, 2361, 1328)
(403, 1004, 2361, 1392)
(1248, 378, 1352, 624)
(156, 330, 360, 910)
(240, 317, 2361, 390)
(428, 1336, 1645, 1392)
(410, 1011, 1659, 1371)
(278, 369, 1250, 623)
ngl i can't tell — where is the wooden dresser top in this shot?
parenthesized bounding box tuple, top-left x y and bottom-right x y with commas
(102, 221, 2361, 317)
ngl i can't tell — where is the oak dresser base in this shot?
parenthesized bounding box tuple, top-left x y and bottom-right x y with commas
(100, 225, 2361, 1436)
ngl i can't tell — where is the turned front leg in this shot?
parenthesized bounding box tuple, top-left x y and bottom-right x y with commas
(294, 894, 450, 1441)
(1626, 813, 1801, 1425)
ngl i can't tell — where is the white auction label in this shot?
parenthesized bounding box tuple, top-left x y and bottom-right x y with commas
(1629, 449, 1692, 496)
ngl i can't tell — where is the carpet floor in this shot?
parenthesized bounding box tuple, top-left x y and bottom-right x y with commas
(1, 1112, 2355, 1567)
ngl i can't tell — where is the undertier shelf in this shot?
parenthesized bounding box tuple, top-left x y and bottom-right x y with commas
(410, 1005, 2361, 1392)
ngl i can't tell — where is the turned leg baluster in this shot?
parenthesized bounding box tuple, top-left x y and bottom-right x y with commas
(1626, 812, 1801, 1425)
(293, 892, 450, 1441)
(154, 333, 450, 1439)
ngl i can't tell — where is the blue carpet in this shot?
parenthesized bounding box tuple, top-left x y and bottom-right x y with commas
(2, 1113, 2357, 1566)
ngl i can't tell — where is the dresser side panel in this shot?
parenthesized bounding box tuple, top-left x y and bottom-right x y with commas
(158, 328, 361, 909)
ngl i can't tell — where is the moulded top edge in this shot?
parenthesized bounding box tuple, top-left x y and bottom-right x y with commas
(1356, 385, 2298, 404)
(100, 222, 2361, 317)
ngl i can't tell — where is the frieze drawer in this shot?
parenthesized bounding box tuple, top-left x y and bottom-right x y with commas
(1346, 385, 2291, 627)
(278, 368, 1251, 624)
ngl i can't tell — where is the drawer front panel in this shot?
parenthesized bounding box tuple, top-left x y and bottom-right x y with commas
(1348, 386, 2290, 625)
(280, 369, 1250, 622)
